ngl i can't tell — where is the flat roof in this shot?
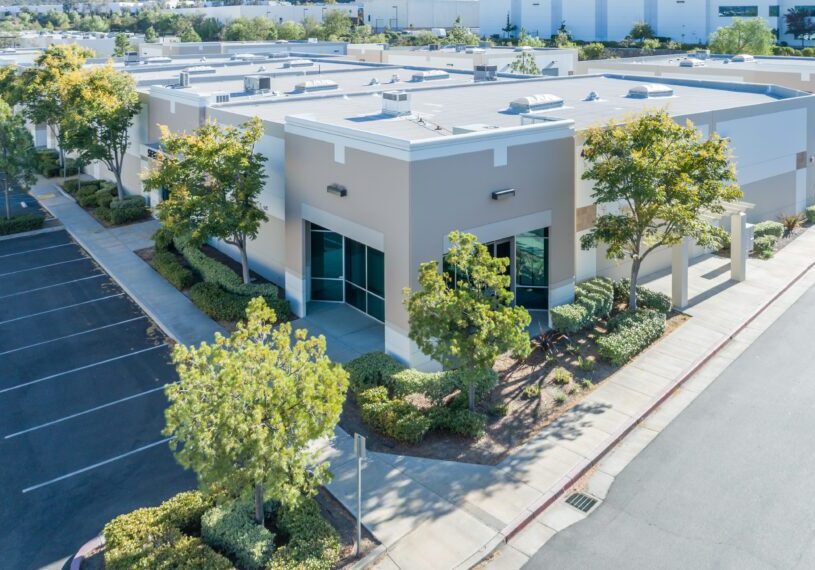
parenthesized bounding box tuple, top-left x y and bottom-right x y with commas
(598, 53, 815, 73)
(219, 74, 808, 140)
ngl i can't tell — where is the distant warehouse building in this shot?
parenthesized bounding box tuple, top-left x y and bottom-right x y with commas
(43, 54, 815, 366)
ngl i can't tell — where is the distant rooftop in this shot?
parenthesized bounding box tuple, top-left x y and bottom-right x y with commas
(595, 52, 815, 73)
(217, 74, 809, 141)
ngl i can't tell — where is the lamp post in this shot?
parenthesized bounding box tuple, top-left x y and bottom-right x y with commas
(392, 5, 399, 30)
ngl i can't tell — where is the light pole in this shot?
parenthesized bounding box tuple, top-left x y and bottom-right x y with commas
(353, 433, 367, 558)
(392, 5, 399, 30)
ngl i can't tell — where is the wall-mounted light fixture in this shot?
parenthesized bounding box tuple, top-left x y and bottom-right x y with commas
(491, 188, 516, 200)
(327, 183, 347, 197)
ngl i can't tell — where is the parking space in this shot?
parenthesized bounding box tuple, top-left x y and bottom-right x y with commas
(1, 180, 46, 218)
(0, 229, 194, 569)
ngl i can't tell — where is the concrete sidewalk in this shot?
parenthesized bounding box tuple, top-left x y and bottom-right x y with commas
(30, 177, 224, 346)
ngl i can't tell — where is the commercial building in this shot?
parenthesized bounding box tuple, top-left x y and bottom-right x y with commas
(32, 52, 815, 366)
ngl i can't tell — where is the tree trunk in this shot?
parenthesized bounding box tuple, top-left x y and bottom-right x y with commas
(468, 381, 476, 412)
(114, 171, 125, 201)
(239, 240, 251, 285)
(629, 259, 641, 312)
(254, 483, 264, 525)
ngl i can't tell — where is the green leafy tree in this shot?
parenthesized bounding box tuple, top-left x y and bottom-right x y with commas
(113, 32, 130, 57)
(277, 20, 305, 40)
(164, 297, 349, 524)
(517, 28, 545, 47)
(709, 18, 775, 55)
(19, 44, 94, 174)
(629, 21, 654, 41)
(784, 7, 815, 47)
(502, 13, 517, 38)
(143, 25, 158, 43)
(641, 37, 660, 53)
(509, 49, 540, 74)
(0, 99, 36, 220)
(579, 42, 607, 61)
(322, 10, 351, 40)
(144, 118, 267, 284)
(444, 17, 480, 45)
(580, 112, 742, 311)
(61, 65, 141, 200)
(0, 64, 21, 105)
(404, 231, 531, 411)
(177, 21, 202, 43)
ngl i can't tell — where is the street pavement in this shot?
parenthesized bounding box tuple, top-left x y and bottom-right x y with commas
(525, 277, 815, 569)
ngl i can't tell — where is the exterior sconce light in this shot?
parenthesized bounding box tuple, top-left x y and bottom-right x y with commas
(491, 188, 516, 200)
(327, 183, 347, 197)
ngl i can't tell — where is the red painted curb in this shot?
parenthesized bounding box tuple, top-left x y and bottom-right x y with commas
(70, 535, 104, 570)
(502, 259, 815, 543)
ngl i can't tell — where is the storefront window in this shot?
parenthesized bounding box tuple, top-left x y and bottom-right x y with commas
(515, 227, 549, 310)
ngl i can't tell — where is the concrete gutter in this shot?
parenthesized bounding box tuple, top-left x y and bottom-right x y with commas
(70, 535, 105, 570)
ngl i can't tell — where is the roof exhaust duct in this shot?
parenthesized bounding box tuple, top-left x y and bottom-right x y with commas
(382, 91, 411, 116)
(178, 71, 190, 88)
(474, 64, 498, 82)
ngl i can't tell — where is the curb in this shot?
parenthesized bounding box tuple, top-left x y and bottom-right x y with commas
(349, 544, 389, 570)
(490, 258, 815, 552)
(0, 224, 64, 242)
(70, 534, 105, 570)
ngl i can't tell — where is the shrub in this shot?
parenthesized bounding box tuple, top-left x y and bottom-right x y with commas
(269, 498, 341, 570)
(95, 187, 115, 208)
(61, 178, 83, 194)
(156, 490, 213, 536)
(554, 392, 567, 405)
(390, 409, 434, 443)
(77, 184, 101, 208)
(133, 534, 232, 570)
(0, 213, 45, 236)
(189, 282, 289, 322)
(575, 277, 613, 318)
(153, 227, 175, 251)
(779, 213, 804, 234)
(753, 235, 777, 259)
(429, 407, 487, 438)
(550, 302, 590, 333)
(104, 197, 150, 225)
(753, 220, 783, 239)
(201, 499, 276, 570)
(345, 351, 405, 393)
(614, 279, 671, 313)
(597, 309, 666, 365)
(580, 379, 594, 390)
(577, 355, 595, 372)
(489, 402, 509, 417)
(551, 366, 572, 385)
(389, 368, 457, 403)
(175, 233, 279, 298)
(154, 251, 197, 290)
(803, 47, 815, 57)
(359, 391, 430, 443)
(523, 384, 541, 398)
(806, 205, 815, 224)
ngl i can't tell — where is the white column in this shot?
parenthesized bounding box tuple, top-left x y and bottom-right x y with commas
(285, 270, 307, 318)
(671, 237, 689, 309)
(730, 212, 747, 282)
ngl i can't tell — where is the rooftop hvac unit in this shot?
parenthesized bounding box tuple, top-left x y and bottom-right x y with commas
(294, 79, 339, 93)
(123, 51, 140, 65)
(509, 93, 564, 113)
(679, 58, 705, 67)
(231, 53, 265, 62)
(145, 56, 172, 64)
(428, 44, 441, 51)
(474, 64, 498, 82)
(185, 65, 216, 75)
(213, 92, 231, 104)
(412, 70, 449, 82)
(730, 53, 755, 63)
(382, 91, 411, 116)
(627, 83, 674, 98)
(179, 71, 190, 88)
(284, 59, 313, 68)
(244, 75, 272, 93)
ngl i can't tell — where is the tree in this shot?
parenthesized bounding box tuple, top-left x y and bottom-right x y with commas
(502, 13, 517, 38)
(143, 25, 157, 43)
(784, 7, 815, 47)
(509, 49, 540, 74)
(61, 65, 141, 200)
(708, 18, 775, 55)
(404, 231, 531, 411)
(444, 17, 480, 45)
(19, 44, 94, 174)
(517, 28, 545, 48)
(277, 20, 305, 41)
(0, 64, 21, 106)
(629, 21, 654, 41)
(322, 10, 351, 40)
(579, 42, 607, 61)
(164, 297, 349, 524)
(113, 32, 130, 57)
(177, 21, 202, 43)
(580, 112, 742, 311)
(0, 99, 36, 220)
(641, 37, 660, 53)
(144, 118, 267, 284)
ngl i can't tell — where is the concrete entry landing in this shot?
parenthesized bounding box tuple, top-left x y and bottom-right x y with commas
(293, 301, 384, 363)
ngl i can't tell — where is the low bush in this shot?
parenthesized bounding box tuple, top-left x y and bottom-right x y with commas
(806, 205, 815, 224)
(575, 277, 614, 318)
(614, 279, 671, 313)
(175, 234, 279, 298)
(201, 499, 276, 570)
(153, 227, 175, 252)
(779, 213, 804, 234)
(551, 366, 572, 385)
(390, 368, 459, 403)
(61, 178, 84, 194)
(154, 251, 197, 290)
(550, 302, 591, 334)
(269, 498, 341, 570)
(554, 392, 567, 405)
(189, 282, 289, 322)
(102, 196, 150, 225)
(753, 220, 784, 239)
(133, 533, 233, 570)
(0, 213, 45, 236)
(429, 407, 487, 438)
(95, 187, 115, 209)
(523, 384, 541, 398)
(597, 309, 666, 365)
(753, 235, 777, 259)
(359, 388, 431, 443)
(345, 351, 405, 393)
(77, 184, 101, 208)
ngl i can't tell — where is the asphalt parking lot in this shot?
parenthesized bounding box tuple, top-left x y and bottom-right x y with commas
(0, 229, 194, 569)
(2, 182, 45, 218)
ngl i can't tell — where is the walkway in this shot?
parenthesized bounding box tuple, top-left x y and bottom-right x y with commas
(30, 178, 224, 346)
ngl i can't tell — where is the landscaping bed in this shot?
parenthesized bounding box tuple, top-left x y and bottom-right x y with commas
(60, 177, 150, 228)
(0, 212, 45, 236)
(81, 488, 376, 570)
(716, 212, 814, 261)
(339, 277, 688, 465)
(136, 228, 290, 329)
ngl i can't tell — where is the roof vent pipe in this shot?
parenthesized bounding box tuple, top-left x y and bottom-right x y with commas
(179, 71, 190, 88)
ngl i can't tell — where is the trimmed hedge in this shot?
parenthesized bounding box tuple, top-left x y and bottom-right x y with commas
(97, 196, 150, 225)
(95, 187, 115, 208)
(0, 213, 45, 236)
(613, 279, 671, 313)
(358, 386, 431, 444)
(753, 235, 777, 259)
(429, 407, 487, 439)
(189, 282, 289, 322)
(753, 220, 784, 240)
(153, 227, 174, 252)
(201, 499, 276, 570)
(268, 498, 341, 570)
(806, 205, 815, 224)
(345, 351, 406, 393)
(174, 234, 280, 298)
(597, 309, 666, 366)
(77, 184, 101, 208)
(551, 302, 590, 334)
(153, 251, 197, 290)
(575, 277, 614, 318)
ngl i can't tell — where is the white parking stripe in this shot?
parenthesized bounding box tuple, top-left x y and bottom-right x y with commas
(22, 437, 174, 493)
(0, 257, 87, 278)
(0, 316, 147, 357)
(0, 293, 125, 325)
(0, 242, 73, 259)
(0, 344, 168, 395)
(5, 384, 174, 439)
(0, 274, 105, 300)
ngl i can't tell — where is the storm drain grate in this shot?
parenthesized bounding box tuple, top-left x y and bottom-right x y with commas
(566, 492, 598, 513)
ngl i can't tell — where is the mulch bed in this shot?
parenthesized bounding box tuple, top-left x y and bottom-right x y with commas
(339, 311, 688, 466)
